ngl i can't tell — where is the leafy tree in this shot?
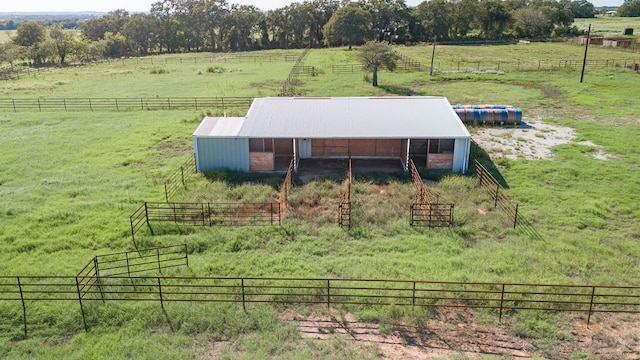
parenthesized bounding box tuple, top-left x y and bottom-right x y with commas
(362, 0, 410, 43)
(450, 0, 479, 39)
(49, 26, 76, 63)
(513, 7, 555, 38)
(323, 2, 372, 49)
(413, 0, 453, 40)
(123, 13, 159, 55)
(358, 40, 399, 87)
(617, 0, 640, 17)
(564, 0, 596, 18)
(222, 5, 264, 51)
(477, 0, 511, 38)
(13, 21, 48, 65)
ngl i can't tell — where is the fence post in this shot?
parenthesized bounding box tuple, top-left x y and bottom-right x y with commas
(63, 99, 67, 111)
(164, 182, 169, 202)
(115, 99, 119, 111)
(181, 166, 185, 186)
(587, 286, 596, 328)
(499, 284, 505, 323)
(125, 252, 131, 276)
(412, 281, 416, 306)
(94, 257, 105, 302)
(75, 277, 89, 332)
(327, 280, 331, 309)
(270, 203, 274, 225)
(494, 183, 500, 208)
(37, 98, 41, 112)
(183, 244, 189, 267)
(17, 277, 27, 338)
(241, 278, 246, 312)
(514, 204, 519, 229)
(89, 99, 92, 111)
(12, 99, 16, 112)
(157, 248, 162, 273)
(157, 277, 164, 308)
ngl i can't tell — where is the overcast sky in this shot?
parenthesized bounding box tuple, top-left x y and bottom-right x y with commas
(0, 0, 622, 13)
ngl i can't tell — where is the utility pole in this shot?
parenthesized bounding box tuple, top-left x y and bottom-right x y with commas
(580, 24, 591, 83)
(430, 36, 437, 76)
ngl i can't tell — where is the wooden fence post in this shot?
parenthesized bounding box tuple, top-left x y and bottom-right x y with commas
(514, 204, 519, 229)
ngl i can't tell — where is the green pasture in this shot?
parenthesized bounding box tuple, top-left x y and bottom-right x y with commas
(574, 17, 640, 38)
(1, 44, 640, 358)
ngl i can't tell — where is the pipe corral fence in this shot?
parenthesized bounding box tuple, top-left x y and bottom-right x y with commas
(2, 242, 640, 336)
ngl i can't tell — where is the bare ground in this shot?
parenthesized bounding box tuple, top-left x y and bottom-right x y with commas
(280, 309, 640, 360)
(471, 109, 616, 161)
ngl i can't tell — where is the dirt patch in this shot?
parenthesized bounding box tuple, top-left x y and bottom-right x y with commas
(281, 308, 536, 359)
(278, 309, 640, 360)
(471, 109, 616, 161)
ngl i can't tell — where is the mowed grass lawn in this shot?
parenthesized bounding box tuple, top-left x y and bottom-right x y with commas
(1, 42, 640, 358)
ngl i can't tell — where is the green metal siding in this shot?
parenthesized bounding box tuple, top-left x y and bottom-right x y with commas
(194, 137, 249, 172)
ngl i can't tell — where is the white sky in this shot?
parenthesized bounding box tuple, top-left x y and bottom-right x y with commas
(0, 0, 622, 13)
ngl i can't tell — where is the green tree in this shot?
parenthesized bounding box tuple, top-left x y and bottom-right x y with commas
(358, 40, 399, 87)
(13, 21, 48, 65)
(565, 0, 596, 18)
(323, 2, 372, 49)
(477, 0, 511, 38)
(413, 0, 453, 40)
(49, 26, 76, 63)
(617, 0, 640, 16)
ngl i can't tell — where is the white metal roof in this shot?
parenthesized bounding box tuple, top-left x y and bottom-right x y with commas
(193, 116, 245, 138)
(194, 97, 470, 139)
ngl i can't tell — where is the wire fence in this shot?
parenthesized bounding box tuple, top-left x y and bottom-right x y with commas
(0, 97, 254, 112)
(432, 58, 639, 73)
(280, 44, 311, 96)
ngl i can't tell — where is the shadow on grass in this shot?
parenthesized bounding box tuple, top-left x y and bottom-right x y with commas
(468, 140, 510, 188)
(378, 84, 420, 96)
(203, 168, 296, 189)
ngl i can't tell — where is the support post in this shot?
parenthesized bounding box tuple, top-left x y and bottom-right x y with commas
(587, 286, 596, 327)
(581, 24, 591, 84)
(499, 284, 505, 323)
(430, 36, 436, 76)
(327, 280, 331, 309)
(17, 277, 27, 337)
(241, 279, 246, 312)
(157, 277, 164, 307)
(75, 277, 88, 332)
(514, 204, 519, 229)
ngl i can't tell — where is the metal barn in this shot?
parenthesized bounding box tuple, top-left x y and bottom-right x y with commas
(193, 97, 471, 173)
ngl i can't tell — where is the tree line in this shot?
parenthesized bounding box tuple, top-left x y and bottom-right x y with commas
(0, 0, 606, 67)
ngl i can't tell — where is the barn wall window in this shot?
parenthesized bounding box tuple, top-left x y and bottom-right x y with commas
(249, 138, 274, 152)
(429, 139, 455, 154)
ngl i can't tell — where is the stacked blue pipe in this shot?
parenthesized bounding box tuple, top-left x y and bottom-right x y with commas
(452, 105, 523, 125)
